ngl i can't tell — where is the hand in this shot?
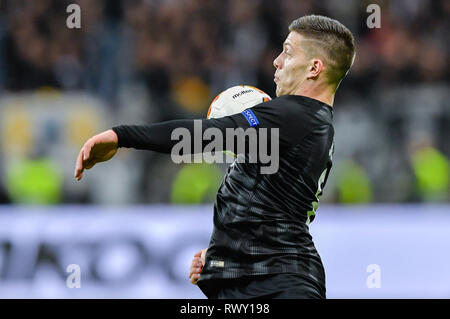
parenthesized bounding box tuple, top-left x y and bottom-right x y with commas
(74, 129, 119, 181)
(189, 248, 207, 285)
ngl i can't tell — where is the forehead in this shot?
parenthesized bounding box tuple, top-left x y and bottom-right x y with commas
(284, 31, 305, 48)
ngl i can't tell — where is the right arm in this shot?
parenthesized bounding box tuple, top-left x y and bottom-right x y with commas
(74, 99, 289, 180)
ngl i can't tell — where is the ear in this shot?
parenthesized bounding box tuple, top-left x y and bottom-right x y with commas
(306, 59, 324, 79)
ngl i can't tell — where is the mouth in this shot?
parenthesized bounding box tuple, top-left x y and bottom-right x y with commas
(274, 76, 279, 83)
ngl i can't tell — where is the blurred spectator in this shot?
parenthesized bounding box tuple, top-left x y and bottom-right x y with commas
(409, 137, 450, 202)
(170, 163, 223, 204)
(6, 157, 63, 205)
(1, 0, 447, 100)
(334, 160, 373, 204)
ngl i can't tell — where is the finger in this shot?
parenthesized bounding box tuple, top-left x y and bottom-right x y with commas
(191, 275, 200, 285)
(193, 250, 202, 258)
(189, 264, 201, 275)
(194, 266, 202, 275)
(74, 148, 85, 180)
(190, 274, 200, 285)
(190, 258, 201, 268)
(189, 265, 202, 278)
(200, 249, 207, 266)
(84, 141, 93, 161)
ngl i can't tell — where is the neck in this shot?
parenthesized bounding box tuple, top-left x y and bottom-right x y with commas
(292, 85, 335, 107)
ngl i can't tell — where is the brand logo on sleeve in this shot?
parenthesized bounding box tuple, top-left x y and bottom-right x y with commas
(210, 260, 225, 268)
(241, 109, 259, 127)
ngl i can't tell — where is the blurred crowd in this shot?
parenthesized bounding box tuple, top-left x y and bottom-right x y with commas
(1, 0, 449, 103)
(0, 0, 449, 205)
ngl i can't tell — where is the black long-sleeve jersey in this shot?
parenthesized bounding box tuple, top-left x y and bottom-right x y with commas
(112, 94, 334, 298)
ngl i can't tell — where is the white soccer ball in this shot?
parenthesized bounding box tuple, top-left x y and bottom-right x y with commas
(207, 85, 271, 119)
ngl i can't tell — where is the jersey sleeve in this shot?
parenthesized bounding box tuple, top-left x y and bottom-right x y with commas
(230, 97, 313, 147)
(111, 96, 311, 155)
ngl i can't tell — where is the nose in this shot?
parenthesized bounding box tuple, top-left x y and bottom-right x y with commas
(273, 53, 282, 70)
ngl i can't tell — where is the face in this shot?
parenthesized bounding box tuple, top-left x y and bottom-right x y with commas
(273, 31, 316, 97)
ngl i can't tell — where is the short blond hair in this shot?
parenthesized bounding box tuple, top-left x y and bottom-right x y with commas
(289, 15, 355, 87)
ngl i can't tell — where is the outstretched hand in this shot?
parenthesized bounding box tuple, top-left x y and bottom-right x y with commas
(74, 129, 119, 181)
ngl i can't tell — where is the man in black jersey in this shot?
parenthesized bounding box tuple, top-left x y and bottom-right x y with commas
(74, 15, 355, 299)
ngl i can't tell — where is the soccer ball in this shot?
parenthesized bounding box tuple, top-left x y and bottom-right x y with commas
(207, 85, 271, 119)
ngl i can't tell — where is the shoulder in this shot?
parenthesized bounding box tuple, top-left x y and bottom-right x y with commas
(255, 95, 323, 117)
(278, 95, 334, 127)
(248, 95, 305, 121)
(251, 95, 316, 127)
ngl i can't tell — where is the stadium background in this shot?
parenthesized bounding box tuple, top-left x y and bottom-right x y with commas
(0, 0, 448, 298)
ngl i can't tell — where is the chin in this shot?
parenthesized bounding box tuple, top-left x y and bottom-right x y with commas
(275, 86, 280, 97)
(275, 88, 283, 97)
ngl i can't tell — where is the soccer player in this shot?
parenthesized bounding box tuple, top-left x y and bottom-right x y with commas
(74, 15, 355, 299)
